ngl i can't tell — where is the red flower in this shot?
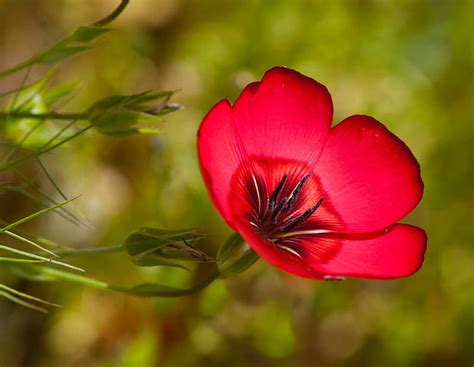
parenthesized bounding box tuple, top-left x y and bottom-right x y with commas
(198, 67, 426, 280)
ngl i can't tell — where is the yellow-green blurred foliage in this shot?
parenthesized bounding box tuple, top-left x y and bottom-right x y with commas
(0, 0, 472, 366)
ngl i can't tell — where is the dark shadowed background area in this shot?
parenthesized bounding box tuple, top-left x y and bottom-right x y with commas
(0, 0, 472, 366)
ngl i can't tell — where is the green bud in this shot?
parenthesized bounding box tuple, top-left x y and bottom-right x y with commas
(217, 233, 259, 277)
(124, 227, 211, 269)
(87, 91, 180, 135)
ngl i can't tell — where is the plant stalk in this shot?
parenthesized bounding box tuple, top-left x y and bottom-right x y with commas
(0, 112, 87, 121)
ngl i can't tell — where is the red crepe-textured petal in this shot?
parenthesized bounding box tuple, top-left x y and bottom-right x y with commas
(198, 67, 333, 229)
(237, 223, 426, 279)
(313, 115, 423, 232)
(198, 100, 243, 229)
(235, 222, 321, 279)
(232, 67, 333, 165)
(310, 224, 427, 279)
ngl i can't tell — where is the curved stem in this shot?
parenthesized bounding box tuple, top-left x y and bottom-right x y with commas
(0, 60, 31, 79)
(111, 270, 221, 298)
(24, 265, 221, 298)
(93, 0, 130, 27)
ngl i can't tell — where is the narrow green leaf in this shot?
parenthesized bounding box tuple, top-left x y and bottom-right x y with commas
(0, 290, 48, 313)
(0, 245, 84, 272)
(4, 230, 57, 257)
(0, 196, 79, 233)
(69, 26, 110, 42)
(5, 264, 109, 288)
(5, 264, 57, 281)
(36, 45, 94, 64)
(0, 257, 42, 263)
(0, 220, 65, 250)
(0, 284, 61, 307)
(0, 183, 83, 227)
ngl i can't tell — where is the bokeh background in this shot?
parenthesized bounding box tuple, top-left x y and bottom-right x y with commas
(0, 0, 473, 366)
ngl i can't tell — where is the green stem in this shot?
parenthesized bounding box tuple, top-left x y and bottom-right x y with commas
(116, 270, 221, 298)
(0, 111, 87, 121)
(0, 60, 32, 79)
(54, 244, 124, 257)
(30, 265, 220, 298)
(93, 0, 130, 27)
(0, 245, 84, 272)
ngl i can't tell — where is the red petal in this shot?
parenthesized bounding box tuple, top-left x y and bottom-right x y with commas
(236, 222, 322, 279)
(198, 67, 333, 228)
(237, 223, 426, 279)
(198, 100, 243, 229)
(232, 67, 333, 165)
(310, 225, 427, 279)
(313, 115, 423, 232)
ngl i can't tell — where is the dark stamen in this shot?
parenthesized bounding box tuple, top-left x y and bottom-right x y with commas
(281, 174, 311, 213)
(269, 174, 288, 214)
(280, 197, 324, 232)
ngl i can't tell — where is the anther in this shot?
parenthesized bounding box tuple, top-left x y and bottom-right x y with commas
(269, 174, 288, 214)
(281, 174, 311, 213)
(280, 197, 324, 232)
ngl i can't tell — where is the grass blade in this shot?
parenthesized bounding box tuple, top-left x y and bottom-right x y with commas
(0, 245, 84, 272)
(0, 284, 61, 307)
(0, 196, 79, 233)
(4, 230, 58, 257)
(0, 257, 42, 263)
(0, 290, 48, 313)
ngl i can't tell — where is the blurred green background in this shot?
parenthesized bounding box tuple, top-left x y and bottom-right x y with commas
(0, 0, 473, 366)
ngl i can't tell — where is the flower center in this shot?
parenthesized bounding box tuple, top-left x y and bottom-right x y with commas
(229, 156, 342, 266)
(251, 172, 325, 238)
